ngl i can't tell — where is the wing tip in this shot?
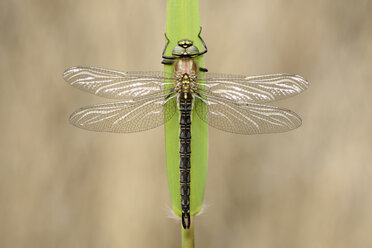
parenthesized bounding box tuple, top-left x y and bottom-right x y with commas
(292, 74, 309, 89)
(273, 73, 309, 90)
(62, 66, 82, 83)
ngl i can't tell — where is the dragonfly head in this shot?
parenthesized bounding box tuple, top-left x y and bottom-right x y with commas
(178, 39, 193, 48)
(172, 39, 200, 57)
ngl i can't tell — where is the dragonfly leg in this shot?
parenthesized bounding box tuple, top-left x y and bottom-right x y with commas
(162, 59, 175, 65)
(199, 67, 208, 72)
(162, 33, 177, 60)
(197, 26, 208, 56)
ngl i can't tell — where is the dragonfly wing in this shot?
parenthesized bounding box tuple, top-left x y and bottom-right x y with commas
(63, 66, 174, 100)
(69, 97, 177, 133)
(195, 95, 302, 134)
(198, 73, 308, 104)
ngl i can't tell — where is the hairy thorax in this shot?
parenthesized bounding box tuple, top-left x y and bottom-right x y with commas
(174, 58, 198, 99)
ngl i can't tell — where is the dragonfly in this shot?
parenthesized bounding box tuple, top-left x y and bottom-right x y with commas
(63, 28, 308, 229)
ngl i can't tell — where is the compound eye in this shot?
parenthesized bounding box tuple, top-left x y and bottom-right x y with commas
(172, 46, 185, 56)
(186, 46, 199, 56)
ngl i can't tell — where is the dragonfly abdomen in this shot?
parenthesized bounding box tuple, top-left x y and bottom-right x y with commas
(179, 97, 192, 229)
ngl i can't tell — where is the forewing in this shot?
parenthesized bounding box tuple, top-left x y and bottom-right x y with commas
(63, 66, 173, 100)
(198, 73, 308, 104)
(69, 97, 177, 133)
(195, 95, 302, 134)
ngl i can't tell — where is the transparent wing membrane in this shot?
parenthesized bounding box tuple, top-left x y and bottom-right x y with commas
(195, 95, 302, 134)
(69, 97, 177, 133)
(197, 73, 308, 104)
(63, 66, 173, 100)
(64, 65, 307, 134)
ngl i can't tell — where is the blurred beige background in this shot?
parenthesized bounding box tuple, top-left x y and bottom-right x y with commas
(1, 0, 372, 247)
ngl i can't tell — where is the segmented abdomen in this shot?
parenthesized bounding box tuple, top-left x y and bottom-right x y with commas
(179, 97, 192, 229)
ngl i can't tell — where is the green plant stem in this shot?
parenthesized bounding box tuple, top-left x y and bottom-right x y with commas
(182, 217, 194, 248)
(164, 0, 207, 247)
(164, 0, 208, 218)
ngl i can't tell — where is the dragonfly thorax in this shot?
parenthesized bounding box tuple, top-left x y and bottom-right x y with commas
(174, 58, 198, 99)
(174, 57, 198, 75)
(175, 73, 198, 99)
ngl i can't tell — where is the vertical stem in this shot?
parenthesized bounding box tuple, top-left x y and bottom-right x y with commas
(164, 0, 207, 247)
(182, 217, 194, 248)
(164, 0, 208, 219)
